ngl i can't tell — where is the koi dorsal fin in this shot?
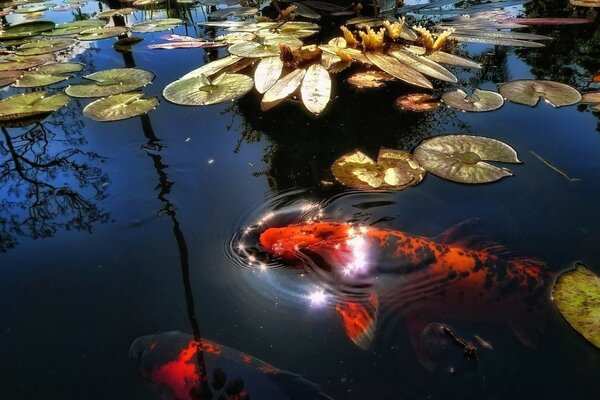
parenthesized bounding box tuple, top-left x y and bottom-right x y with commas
(433, 219, 517, 258)
(335, 294, 379, 350)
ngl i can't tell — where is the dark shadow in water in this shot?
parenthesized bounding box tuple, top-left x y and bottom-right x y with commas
(0, 107, 110, 253)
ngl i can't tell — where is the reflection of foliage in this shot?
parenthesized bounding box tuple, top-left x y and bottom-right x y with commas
(517, 0, 600, 87)
(0, 105, 110, 252)
(225, 75, 470, 192)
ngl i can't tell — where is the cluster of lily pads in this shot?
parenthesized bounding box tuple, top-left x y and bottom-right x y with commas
(331, 134, 520, 189)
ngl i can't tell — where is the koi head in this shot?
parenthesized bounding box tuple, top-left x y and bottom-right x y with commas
(259, 221, 353, 260)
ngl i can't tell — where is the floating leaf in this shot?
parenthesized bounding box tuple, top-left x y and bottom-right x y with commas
(447, 34, 546, 48)
(148, 40, 224, 49)
(228, 36, 302, 58)
(216, 32, 256, 44)
(181, 55, 242, 80)
(406, 46, 482, 69)
(0, 21, 55, 40)
(301, 64, 330, 115)
(43, 19, 105, 36)
(13, 62, 83, 87)
(208, 6, 257, 18)
(65, 68, 154, 97)
(396, 93, 440, 112)
(16, 38, 76, 55)
(331, 148, 426, 191)
(365, 52, 432, 89)
(414, 134, 520, 184)
(442, 88, 504, 112)
(291, 2, 321, 20)
(499, 80, 581, 107)
(581, 91, 600, 110)
(114, 36, 143, 52)
(552, 263, 600, 349)
(15, 4, 49, 13)
(163, 73, 254, 106)
(97, 8, 135, 18)
(254, 56, 283, 94)
(389, 49, 457, 83)
(261, 68, 306, 110)
(83, 92, 159, 121)
(77, 26, 128, 40)
(347, 70, 395, 88)
(131, 18, 183, 33)
(0, 91, 69, 122)
(0, 71, 21, 87)
(0, 53, 54, 71)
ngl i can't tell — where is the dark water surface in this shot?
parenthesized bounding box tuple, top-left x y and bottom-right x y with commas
(2, 1, 600, 399)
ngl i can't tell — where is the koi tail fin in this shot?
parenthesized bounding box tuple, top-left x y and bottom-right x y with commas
(335, 294, 379, 349)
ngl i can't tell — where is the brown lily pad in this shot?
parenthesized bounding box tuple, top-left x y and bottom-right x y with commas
(396, 93, 441, 112)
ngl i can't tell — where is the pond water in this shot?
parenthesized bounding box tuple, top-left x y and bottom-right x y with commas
(2, 0, 600, 399)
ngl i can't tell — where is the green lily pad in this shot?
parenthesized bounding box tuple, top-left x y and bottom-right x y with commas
(0, 90, 70, 122)
(552, 263, 600, 348)
(76, 26, 128, 40)
(498, 79, 581, 107)
(15, 38, 76, 55)
(442, 88, 504, 112)
(331, 148, 426, 191)
(131, 18, 183, 33)
(163, 73, 254, 106)
(228, 36, 302, 58)
(0, 21, 55, 40)
(413, 134, 521, 184)
(83, 92, 159, 121)
(0, 71, 21, 87)
(208, 6, 257, 19)
(0, 53, 54, 71)
(43, 19, 105, 36)
(15, 4, 50, 13)
(65, 68, 155, 97)
(13, 62, 83, 87)
(97, 8, 135, 18)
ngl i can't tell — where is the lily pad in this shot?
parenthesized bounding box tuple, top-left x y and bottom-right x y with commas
(347, 70, 395, 88)
(0, 53, 54, 71)
(228, 36, 302, 58)
(0, 21, 55, 40)
(331, 148, 426, 191)
(114, 36, 144, 52)
(97, 8, 135, 18)
(442, 88, 504, 112)
(83, 92, 159, 121)
(65, 68, 155, 97)
(13, 62, 83, 87)
(131, 18, 183, 33)
(163, 73, 254, 106)
(43, 19, 105, 36)
(301, 64, 331, 115)
(365, 52, 433, 89)
(77, 26, 128, 40)
(15, 4, 49, 13)
(414, 135, 520, 184)
(0, 90, 70, 122)
(181, 55, 242, 80)
(15, 38, 76, 55)
(254, 56, 283, 94)
(396, 93, 441, 112)
(0, 71, 21, 87)
(552, 263, 600, 349)
(261, 68, 306, 111)
(498, 80, 581, 107)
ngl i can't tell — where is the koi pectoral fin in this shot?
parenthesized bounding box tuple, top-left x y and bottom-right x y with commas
(335, 294, 379, 350)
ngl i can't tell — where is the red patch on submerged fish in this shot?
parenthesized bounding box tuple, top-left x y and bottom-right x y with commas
(241, 354, 252, 364)
(149, 341, 157, 350)
(151, 340, 203, 400)
(336, 294, 378, 349)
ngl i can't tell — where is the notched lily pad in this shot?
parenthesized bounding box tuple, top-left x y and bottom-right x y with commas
(77, 26, 128, 40)
(83, 92, 159, 121)
(396, 93, 441, 112)
(331, 148, 426, 191)
(13, 62, 83, 87)
(552, 263, 600, 349)
(131, 18, 183, 33)
(0, 90, 70, 122)
(0, 53, 54, 71)
(163, 73, 254, 106)
(65, 68, 155, 97)
(442, 88, 504, 112)
(0, 21, 55, 40)
(413, 134, 520, 184)
(16, 38, 76, 55)
(43, 19, 105, 36)
(499, 79, 581, 107)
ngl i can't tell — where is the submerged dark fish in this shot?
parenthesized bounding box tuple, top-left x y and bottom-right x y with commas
(130, 331, 333, 400)
(259, 220, 552, 366)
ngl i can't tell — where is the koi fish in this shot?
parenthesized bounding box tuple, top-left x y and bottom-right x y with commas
(259, 220, 552, 367)
(130, 331, 333, 400)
